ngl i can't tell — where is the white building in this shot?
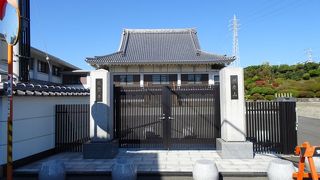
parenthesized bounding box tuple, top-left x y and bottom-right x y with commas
(0, 36, 89, 88)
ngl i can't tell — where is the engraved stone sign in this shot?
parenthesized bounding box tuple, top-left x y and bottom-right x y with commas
(96, 79, 103, 102)
(230, 75, 238, 100)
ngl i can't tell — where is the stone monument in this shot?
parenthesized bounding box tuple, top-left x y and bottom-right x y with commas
(83, 69, 118, 159)
(216, 67, 253, 159)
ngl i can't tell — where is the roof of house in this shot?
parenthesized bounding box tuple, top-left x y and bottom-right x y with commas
(0, 82, 89, 96)
(86, 28, 235, 66)
(31, 47, 80, 70)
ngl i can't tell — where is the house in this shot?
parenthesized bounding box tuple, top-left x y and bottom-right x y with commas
(0, 36, 90, 88)
(86, 28, 235, 87)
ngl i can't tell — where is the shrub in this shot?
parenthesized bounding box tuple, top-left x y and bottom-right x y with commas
(272, 82, 279, 87)
(248, 93, 264, 101)
(308, 69, 320, 77)
(302, 73, 310, 80)
(255, 80, 266, 86)
(249, 87, 276, 95)
(252, 75, 260, 81)
(245, 82, 256, 91)
(316, 91, 320, 98)
(305, 62, 319, 71)
(297, 91, 315, 98)
(278, 64, 294, 73)
(265, 95, 275, 101)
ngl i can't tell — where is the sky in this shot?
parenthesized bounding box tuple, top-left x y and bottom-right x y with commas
(30, 0, 320, 70)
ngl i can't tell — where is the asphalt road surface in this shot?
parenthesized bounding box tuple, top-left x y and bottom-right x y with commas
(297, 116, 320, 146)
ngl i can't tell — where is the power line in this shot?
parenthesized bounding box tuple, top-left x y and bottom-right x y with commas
(241, 0, 306, 30)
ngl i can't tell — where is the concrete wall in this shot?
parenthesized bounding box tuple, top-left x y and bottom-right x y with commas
(0, 96, 89, 165)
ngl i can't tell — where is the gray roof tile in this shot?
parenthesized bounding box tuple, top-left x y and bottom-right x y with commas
(86, 28, 235, 66)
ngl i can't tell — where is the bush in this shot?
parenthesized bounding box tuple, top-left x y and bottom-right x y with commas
(249, 87, 276, 95)
(252, 75, 260, 81)
(305, 62, 319, 71)
(265, 95, 275, 101)
(316, 91, 320, 98)
(308, 69, 320, 77)
(297, 91, 315, 98)
(248, 93, 264, 101)
(302, 73, 310, 80)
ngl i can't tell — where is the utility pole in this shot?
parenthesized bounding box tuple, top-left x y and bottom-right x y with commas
(231, 15, 240, 67)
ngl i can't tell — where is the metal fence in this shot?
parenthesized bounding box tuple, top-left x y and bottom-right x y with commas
(55, 104, 90, 152)
(246, 101, 297, 154)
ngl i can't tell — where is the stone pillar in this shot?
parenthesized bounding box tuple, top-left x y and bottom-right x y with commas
(177, 73, 181, 87)
(208, 73, 214, 86)
(89, 69, 113, 140)
(140, 73, 144, 88)
(216, 67, 253, 159)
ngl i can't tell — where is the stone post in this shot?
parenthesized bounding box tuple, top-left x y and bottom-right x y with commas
(89, 69, 113, 140)
(216, 67, 253, 159)
(84, 69, 118, 159)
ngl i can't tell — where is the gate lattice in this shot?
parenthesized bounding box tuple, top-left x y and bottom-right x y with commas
(114, 85, 220, 149)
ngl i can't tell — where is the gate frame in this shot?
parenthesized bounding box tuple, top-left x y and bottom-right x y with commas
(114, 85, 221, 149)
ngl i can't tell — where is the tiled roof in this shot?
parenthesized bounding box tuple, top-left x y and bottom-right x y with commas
(86, 28, 235, 66)
(1, 83, 90, 96)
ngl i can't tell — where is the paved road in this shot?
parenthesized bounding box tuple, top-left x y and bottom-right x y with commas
(297, 116, 320, 146)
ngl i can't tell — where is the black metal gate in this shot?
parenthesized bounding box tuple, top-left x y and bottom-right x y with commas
(114, 85, 220, 149)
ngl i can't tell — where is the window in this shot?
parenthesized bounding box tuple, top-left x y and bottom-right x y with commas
(114, 75, 139, 86)
(52, 65, 60, 76)
(37, 61, 48, 73)
(152, 74, 169, 85)
(181, 74, 208, 85)
(63, 75, 86, 84)
(214, 75, 220, 84)
(144, 74, 177, 86)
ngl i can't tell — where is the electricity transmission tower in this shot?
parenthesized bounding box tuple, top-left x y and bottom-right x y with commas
(231, 15, 240, 67)
(305, 48, 313, 63)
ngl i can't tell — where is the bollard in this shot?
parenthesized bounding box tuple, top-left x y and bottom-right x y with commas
(267, 159, 295, 180)
(193, 159, 219, 180)
(39, 160, 65, 180)
(305, 157, 320, 172)
(112, 159, 137, 180)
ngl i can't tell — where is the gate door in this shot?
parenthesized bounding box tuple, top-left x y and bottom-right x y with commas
(166, 86, 220, 149)
(115, 85, 220, 149)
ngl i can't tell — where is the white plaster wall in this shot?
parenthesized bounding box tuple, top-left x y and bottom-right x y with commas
(167, 65, 179, 72)
(181, 65, 194, 72)
(127, 66, 139, 73)
(194, 65, 207, 72)
(0, 96, 89, 165)
(220, 67, 246, 142)
(143, 66, 154, 73)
